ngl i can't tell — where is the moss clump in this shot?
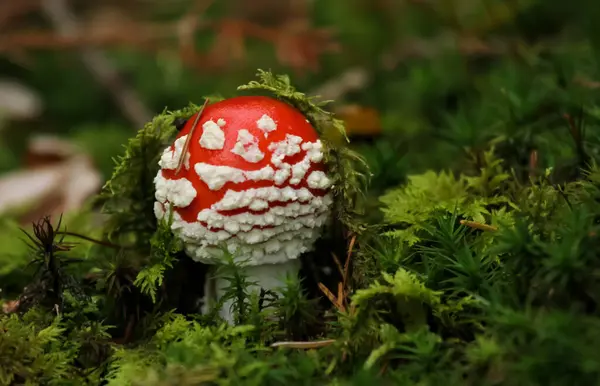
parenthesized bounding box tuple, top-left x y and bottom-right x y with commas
(4, 64, 600, 386)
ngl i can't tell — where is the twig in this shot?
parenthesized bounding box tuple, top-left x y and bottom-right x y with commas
(40, 0, 153, 129)
(271, 339, 336, 349)
(0, 0, 40, 29)
(0, 17, 331, 71)
(0, 19, 280, 51)
(0, 25, 173, 50)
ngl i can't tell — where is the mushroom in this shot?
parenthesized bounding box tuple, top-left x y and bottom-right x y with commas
(154, 96, 333, 322)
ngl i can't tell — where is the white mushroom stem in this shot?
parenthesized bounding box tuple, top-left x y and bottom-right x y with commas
(202, 259, 301, 324)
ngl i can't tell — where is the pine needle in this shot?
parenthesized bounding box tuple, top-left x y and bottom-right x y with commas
(318, 282, 345, 312)
(343, 234, 355, 288)
(331, 252, 344, 278)
(460, 220, 498, 232)
(175, 98, 209, 175)
(271, 339, 336, 349)
(337, 282, 345, 304)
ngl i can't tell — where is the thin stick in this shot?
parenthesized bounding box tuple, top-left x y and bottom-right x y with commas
(176, 98, 209, 174)
(271, 339, 336, 349)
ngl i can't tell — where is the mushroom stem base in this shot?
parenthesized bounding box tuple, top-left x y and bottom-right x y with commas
(202, 259, 301, 324)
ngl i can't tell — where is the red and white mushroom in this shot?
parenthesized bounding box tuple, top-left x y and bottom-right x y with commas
(153, 96, 333, 322)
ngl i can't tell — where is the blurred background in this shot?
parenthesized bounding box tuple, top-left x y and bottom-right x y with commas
(0, 0, 599, 250)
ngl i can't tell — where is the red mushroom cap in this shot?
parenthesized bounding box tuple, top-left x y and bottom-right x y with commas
(154, 96, 333, 264)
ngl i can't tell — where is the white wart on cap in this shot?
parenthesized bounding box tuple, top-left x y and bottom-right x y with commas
(154, 96, 333, 266)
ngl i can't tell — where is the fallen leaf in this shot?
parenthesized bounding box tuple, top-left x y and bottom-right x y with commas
(0, 79, 42, 121)
(335, 104, 383, 137)
(1, 299, 19, 313)
(24, 134, 80, 167)
(0, 135, 102, 224)
(0, 165, 66, 214)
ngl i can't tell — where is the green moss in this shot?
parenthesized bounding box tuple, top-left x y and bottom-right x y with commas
(7, 28, 600, 384)
(380, 148, 514, 245)
(97, 102, 203, 246)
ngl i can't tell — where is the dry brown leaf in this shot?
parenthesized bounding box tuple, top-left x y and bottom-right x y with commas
(0, 166, 66, 213)
(0, 135, 102, 224)
(25, 134, 80, 167)
(335, 104, 382, 137)
(2, 299, 20, 314)
(0, 79, 42, 121)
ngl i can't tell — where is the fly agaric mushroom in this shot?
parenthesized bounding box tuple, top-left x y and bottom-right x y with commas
(153, 96, 333, 322)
